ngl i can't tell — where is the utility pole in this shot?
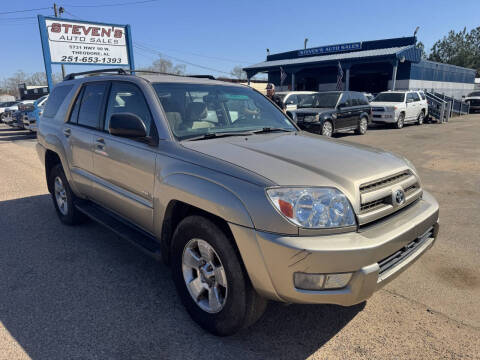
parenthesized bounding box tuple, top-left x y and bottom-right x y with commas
(304, 38, 309, 49)
(53, 3, 66, 79)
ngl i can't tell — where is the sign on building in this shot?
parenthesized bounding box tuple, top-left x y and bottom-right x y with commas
(37, 16, 135, 89)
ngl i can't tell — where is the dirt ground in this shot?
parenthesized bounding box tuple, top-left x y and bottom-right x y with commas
(0, 116, 479, 359)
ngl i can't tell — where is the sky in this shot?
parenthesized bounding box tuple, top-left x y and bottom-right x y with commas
(0, 0, 479, 79)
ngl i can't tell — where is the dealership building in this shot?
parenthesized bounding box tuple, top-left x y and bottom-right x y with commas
(243, 36, 476, 99)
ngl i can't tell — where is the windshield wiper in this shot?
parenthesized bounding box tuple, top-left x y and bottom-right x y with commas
(185, 131, 253, 141)
(251, 127, 294, 134)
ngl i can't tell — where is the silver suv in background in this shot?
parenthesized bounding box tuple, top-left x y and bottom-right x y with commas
(370, 90, 428, 128)
(36, 69, 439, 335)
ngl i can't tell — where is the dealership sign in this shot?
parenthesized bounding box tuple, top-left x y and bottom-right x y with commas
(298, 42, 362, 57)
(37, 16, 135, 89)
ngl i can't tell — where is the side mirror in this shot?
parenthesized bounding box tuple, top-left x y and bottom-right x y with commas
(109, 113, 147, 139)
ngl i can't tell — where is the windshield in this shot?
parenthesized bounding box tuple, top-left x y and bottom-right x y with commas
(308, 92, 340, 108)
(467, 91, 480, 97)
(153, 83, 296, 140)
(373, 93, 405, 102)
(296, 93, 318, 108)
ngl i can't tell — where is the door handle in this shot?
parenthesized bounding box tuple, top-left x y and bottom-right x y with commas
(63, 128, 71, 137)
(95, 138, 105, 150)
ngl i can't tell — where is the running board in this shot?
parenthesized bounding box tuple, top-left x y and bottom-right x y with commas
(75, 200, 162, 259)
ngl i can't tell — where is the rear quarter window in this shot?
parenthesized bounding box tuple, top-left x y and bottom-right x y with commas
(43, 85, 73, 118)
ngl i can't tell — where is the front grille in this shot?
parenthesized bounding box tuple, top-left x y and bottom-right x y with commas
(358, 170, 422, 225)
(378, 226, 434, 276)
(360, 171, 410, 193)
(371, 107, 384, 112)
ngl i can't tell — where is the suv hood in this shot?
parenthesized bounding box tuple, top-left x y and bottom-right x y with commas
(293, 107, 336, 114)
(370, 101, 403, 108)
(182, 132, 410, 197)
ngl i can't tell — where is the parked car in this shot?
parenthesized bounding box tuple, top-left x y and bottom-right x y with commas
(287, 91, 372, 136)
(370, 91, 428, 128)
(464, 91, 480, 113)
(37, 70, 439, 336)
(3, 100, 35, 126)
(275, 91, 317, 110)
(23, 95, 48, 132)
(0, 101, 19, 121)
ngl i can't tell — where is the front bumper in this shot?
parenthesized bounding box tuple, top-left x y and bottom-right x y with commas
(372, 111, 398, 123)
(230, 191, 439, 306)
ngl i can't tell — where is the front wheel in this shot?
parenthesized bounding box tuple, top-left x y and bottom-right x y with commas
(321, 120, 333, 137)
(395, 113, 405, 129)
(171, 216, 267, 336)
(355, 117, 368, 135)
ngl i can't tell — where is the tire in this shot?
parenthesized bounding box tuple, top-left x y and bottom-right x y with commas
(171, 215, 267, 336)
(395, 113, 405, 129)
(355, 117, 368, 135)
(417, 110, 425, 125)
(321, 120, 333, 137)
(49, 164, 87, 225)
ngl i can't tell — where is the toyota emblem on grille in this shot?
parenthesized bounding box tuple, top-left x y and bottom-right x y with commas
(394, 189, 405, 205)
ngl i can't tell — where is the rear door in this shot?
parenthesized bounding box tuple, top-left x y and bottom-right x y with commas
(61, 83, 107, 198)
(348, 92, 365, 127)
(91, 81, 157, 233)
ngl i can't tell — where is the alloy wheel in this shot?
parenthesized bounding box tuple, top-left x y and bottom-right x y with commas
(322, 121, 333, 137)
(54, 176, 68, 216)
(182, 238, 228, 313)
(360, 118, 368, 134)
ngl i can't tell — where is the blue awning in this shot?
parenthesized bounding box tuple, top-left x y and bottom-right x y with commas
(244, 45, 422, 76)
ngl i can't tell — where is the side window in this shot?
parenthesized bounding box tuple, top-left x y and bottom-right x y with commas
(69, 87, 84, 124)
(43, 85, 73, 118)
(339, 92, 351, 107)
(105, 82, 153, 136)
(77, 83, 107, 129)
(407, 93, 415, 102)
(419, 92, 426, 100)
(412, 92, 421, 101)
(357, 93, 369, 106)
(285, 95, 297, 105)
(350, 93, 361, 106)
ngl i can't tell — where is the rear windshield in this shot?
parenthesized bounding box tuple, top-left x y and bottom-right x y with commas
(373, 93, 405, 102)
(467, 91, 480, 97)
(152, 83, 296, 140)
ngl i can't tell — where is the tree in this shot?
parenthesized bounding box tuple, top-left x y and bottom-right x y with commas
(416, 41, 427, 59)
(428, 27, 480, 75)
(147, 56, 186, 75)
(230, 65, 247, 80)
(0, 71, 63, 98)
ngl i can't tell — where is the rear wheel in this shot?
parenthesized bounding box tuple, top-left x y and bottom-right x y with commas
(171, 215, 267, 336)
(49, 164, 86, 225)
(321, 120, 333, 137)
(417, 110, 425, 125)
(355, 117, 368, 135)
(395, 113, 405, 129)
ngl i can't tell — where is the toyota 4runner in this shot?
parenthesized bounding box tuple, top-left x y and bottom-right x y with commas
(36, 69, 439, 336)
(370, 90, 428, 128)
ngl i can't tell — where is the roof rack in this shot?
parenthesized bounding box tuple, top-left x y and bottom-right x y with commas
(64, 68, 127, 80)
(64, 68, 217, 81)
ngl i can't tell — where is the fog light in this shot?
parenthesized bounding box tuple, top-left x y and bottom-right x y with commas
(324, 273, 352, 289)
(294, 272, 352, 290)
(294, 273, 325, 290)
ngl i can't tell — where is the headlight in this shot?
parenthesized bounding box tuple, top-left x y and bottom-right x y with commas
(303, 114, 320, 122)
(385, 106, 397, 111)
(266, 187, 356, 228)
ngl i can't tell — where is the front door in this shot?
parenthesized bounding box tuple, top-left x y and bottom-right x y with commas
(335, 92, 353, 130)
(405, 93, 418, 120)
(92, 81, 157, 233)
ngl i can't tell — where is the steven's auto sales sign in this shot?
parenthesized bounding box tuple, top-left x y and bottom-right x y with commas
(45, 19, 129, 65)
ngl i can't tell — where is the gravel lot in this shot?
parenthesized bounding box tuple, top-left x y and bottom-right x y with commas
(0, 116, 479, 360)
